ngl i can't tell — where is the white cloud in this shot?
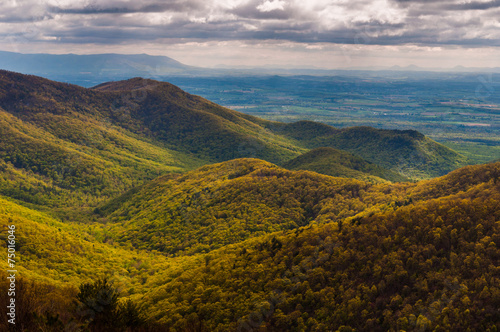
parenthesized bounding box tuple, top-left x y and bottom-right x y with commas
(257, 0, 286, 12)
(0, 0, 499, 68)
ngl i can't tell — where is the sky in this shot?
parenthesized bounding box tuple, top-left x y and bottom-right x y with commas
(1, 0, 500, 69)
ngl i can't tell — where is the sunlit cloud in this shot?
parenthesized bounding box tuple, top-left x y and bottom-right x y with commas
(257, 0, 286, 12)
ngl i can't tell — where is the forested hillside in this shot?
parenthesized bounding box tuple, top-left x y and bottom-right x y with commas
(279, 122, 468, 180)
(283, 147, 407, 183)
(0, 71, 494, 332)
(96, 158, 408, 255)
(0, 161, 499, 331)
(137, 162, 500, 331)
(0, 71, 469, 212)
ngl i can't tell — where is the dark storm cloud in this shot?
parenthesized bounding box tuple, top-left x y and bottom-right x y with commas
(444, 0, 500, 10)
(394, 0, 500, 10)
(48, 19, 247, 44)
(393, 0, 500, 11)
(0, 15, 52, 23)
(48, 2, 204, 15)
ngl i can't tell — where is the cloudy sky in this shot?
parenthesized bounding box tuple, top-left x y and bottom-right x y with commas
(2, 0, 500, 69)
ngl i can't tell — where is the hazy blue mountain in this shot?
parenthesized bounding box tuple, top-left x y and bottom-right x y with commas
(4, 51, 500, 86)
(0, 51, 207, 86)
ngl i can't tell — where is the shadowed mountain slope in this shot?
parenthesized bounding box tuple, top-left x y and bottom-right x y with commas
(283, 147, 408, 183)
(279, 121, 469, 179)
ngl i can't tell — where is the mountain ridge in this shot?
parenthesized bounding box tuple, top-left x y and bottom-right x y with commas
(279, 121, 468, 179)
(0, 51, 197, 79)
(1, 159, 498, 330)
(95, 158, 403, 255)
(283, 147, 408, 183)
(0, 70, 469, 212)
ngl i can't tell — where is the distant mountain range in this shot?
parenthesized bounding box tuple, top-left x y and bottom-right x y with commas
(0, 51, 195, 76)
(0, 51, 214, 86)
(1, 51, 500, 87)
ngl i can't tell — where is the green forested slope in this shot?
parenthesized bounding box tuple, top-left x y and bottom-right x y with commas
(0, 193, 197, 330)
(97, 158, 409, 255)
(92, 77, 306, 164)
(0, 70, 496, 332)
(98, 160, 499, 261)
(283, 147, 408, 183)
(408, 160, 500, 200)
(0, 195, 165, 287)
(0, 71, 302, 209)
(2, 162, 498, 331)
(0, 104, 202, 209)
(135, 161, 500, 331)
(279, 122, 469, 180)
(0, 71, 469, 213)
(0, 70, 489, 332)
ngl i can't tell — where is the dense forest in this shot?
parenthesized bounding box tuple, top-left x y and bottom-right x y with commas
(0, 71, 498, 331)
(1, 160, 499, 331)
(139, 162, 500, 331)
(97, 158, 408, 255)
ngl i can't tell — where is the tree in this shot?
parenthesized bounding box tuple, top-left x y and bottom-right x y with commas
(76, 277, 120, 331)
(117, 299, 145, 329)
(76, 277, 145, 331)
